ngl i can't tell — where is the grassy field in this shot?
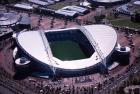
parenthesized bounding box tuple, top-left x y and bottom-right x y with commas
(50, 41, 86, 61)
(110, 19, 140, 30)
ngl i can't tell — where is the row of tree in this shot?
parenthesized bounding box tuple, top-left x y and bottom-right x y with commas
(131, 12, 140, 23)
(0, 0, 21, 4)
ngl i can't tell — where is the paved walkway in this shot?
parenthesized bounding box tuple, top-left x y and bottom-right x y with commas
(0, 86, 15, 94)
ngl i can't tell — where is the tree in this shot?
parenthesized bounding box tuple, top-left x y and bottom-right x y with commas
(0, 0, 20, 4)
(135, 12, 140, 22)
(131, 11, 140, 23)
(94, 15, 105, 24)
(114, 12, 119, 18)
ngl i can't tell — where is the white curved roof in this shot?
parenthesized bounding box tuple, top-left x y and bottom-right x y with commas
(17, 25, 117, 70)
(13, 47, 18, 59)
(134, 1, 140, 5)
(14, 4, 33, 10)
(90, 0, 122, 3)
(15, 57, 30, 65)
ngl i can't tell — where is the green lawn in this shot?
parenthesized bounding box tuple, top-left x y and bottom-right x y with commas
(110, 19, 140, 30)
(50, 41, 86, 61)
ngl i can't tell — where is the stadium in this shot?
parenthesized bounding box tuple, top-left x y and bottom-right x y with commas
(87, 0, 131, 6)
(0, 12, 21, 27)
(13, 24, 119, 78)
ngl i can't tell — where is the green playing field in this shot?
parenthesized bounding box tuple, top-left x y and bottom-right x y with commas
(50, 41, 86, 61)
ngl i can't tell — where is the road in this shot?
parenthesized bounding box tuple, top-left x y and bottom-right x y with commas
(97, 61, 140, 94)
(0, 86, 15, 94)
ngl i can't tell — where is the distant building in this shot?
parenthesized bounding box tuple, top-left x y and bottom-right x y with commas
(0, 12, 31, 32)
(18, 13, 31, 30)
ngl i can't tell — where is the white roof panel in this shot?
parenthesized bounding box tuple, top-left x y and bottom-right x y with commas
(55, 9, 77, 16)
(28, 0, 49, 6)
(69, 6, 88, 13)
(14, 4, 33, 10)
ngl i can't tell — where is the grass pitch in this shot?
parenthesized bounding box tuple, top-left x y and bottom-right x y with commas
(50, 41, 86, 61)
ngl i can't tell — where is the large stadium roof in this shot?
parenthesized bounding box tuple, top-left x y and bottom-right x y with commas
(89, 0, 123, 3)
(16, 25, 117, 70)
(87, 0, 130, 5)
